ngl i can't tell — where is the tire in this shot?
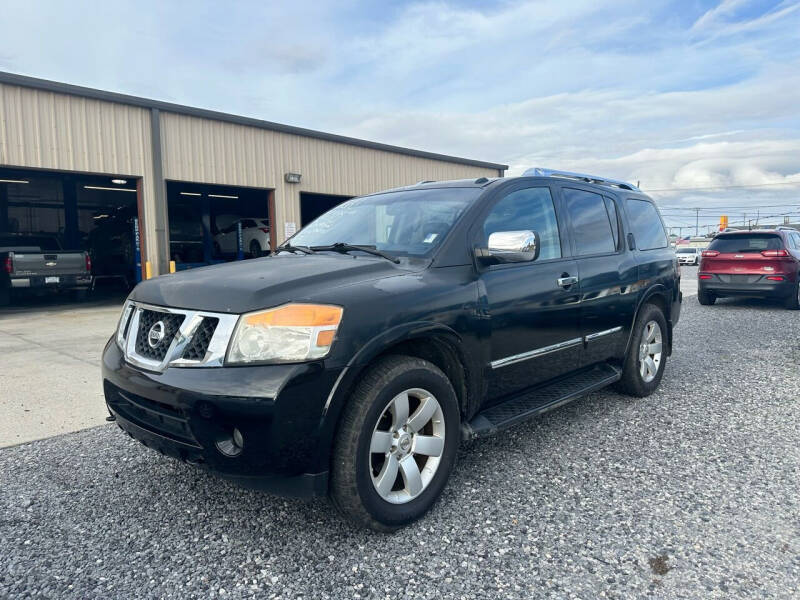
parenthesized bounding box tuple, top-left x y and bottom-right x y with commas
(784, 279, 800, 310)
(615, 303, 668, 398)
(698, 289, 716, 305)
(330, 355, 460, 531)
(249, 240, 262, 258)
(71, 289, 89, 302)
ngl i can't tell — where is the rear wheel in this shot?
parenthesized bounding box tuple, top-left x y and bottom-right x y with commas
(249, 240, 262, 258)
(698, 289, 716, 305)
(615, 303, 668, 397)
(785, 279, 800, 310)
(330, 355, 459, 531)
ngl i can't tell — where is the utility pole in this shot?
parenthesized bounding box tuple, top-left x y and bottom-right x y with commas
(695, 208, 699, 237)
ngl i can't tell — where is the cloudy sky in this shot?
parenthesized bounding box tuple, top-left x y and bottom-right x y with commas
(2, 0, 799, 232)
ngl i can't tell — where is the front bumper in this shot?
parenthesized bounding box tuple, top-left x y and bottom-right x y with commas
(699, 274, 794, 298)
(102, 340, 343, 497)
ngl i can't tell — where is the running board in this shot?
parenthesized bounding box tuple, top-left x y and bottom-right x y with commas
(462, 363, 622, 440)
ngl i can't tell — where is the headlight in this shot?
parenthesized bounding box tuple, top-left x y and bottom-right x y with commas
(115, 301, 135, 348)
(226, 303, 343, 364)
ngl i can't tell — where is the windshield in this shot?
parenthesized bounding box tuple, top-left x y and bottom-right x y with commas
(289, 188, 481, 257)
(708, 234, 783, 253)
(676, 247, 696, 254)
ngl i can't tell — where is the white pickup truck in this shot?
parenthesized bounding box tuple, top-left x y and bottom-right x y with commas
(1, 234, 92, 305)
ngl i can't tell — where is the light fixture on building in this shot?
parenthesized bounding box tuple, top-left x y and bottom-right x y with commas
(285, 172, 301, 184)
(0, 179, 30, 184)
(208, 194, 238, 199)
(180, 192, 202, 197)
(111, 179, 127, 185)
(84, 185, 136, 192)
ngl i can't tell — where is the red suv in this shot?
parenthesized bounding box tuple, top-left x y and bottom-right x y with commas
(698, 228, 800, 309)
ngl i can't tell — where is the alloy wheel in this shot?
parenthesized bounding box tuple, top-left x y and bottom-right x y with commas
(369, 388, 445, 504)
(638, 320, 663, 383)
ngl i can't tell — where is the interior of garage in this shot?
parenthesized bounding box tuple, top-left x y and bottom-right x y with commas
(300, 192, 351, 226)
(0, 166, 142, 290)
(166, 181, 273, 269)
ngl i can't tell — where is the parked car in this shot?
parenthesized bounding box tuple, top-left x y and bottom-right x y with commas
(698, 228, 800, 309)
(213, 218, 271, 257)
(675, 246, 702, 265)
(103, 168, 681, 530)
(1, 234, 92, 305)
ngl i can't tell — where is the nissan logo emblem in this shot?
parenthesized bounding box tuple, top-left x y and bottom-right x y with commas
(147, 321, 166, 348)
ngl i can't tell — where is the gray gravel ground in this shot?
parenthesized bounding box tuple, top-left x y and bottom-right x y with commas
(2, 296, 799, 599)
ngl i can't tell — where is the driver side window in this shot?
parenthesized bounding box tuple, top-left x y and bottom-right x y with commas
(483, 187, 561, 260)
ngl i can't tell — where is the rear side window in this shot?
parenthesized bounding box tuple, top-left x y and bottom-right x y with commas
(789, 232, 800, 249)
(626, 199, 667, 250)
(483, 187, 561, 260)
(563, 188, 616, 256)
(708, 234, 783, 253)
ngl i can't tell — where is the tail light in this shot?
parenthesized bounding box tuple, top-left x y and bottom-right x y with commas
(766, 275, 785, 281)
(85, 252, 92, 273)
(4, 254, 12, 274)
(699, 274, 712, 280)
(761, 249, 789, 257)
(701, 250, 719, 257)
(260, 228, 269, 233)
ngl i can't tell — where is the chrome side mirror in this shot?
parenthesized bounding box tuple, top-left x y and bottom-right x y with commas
(486, 230, 540, 263)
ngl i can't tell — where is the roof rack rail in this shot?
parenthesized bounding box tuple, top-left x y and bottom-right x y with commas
(522, 167, 640, 191)
(416, 180, 436, 185)
(776, 225, 796, 231)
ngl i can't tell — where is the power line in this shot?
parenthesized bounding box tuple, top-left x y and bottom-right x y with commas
(656, 202, 800, 211)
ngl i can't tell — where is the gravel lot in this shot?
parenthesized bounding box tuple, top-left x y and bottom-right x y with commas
(2, 295, 799, 599)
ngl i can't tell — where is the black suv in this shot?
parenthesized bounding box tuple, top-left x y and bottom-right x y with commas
(103, 168, 681, 530)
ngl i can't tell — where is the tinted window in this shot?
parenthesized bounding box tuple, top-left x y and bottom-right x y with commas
(708, 234, 783, 253)
(241, 219, 257, 228)
(483, 187, 561, 260)
(604, 197, 620, 250)
(790, 233, 800, 249)
(563, 188, 616, 256)
(626, 199, 667, 250)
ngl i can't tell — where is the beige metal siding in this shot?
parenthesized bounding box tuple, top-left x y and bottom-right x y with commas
(160, 113, 499, 241)
(0, 82, 161, 266)
(0, 80, 501, 273)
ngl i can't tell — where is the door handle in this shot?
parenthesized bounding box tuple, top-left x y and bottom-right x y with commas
(557, 276, 579, 288)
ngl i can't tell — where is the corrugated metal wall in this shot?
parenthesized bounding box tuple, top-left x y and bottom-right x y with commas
(160, 113, 499, 238)
(0, 81, 501, 274)
(0, 83, 159, 258)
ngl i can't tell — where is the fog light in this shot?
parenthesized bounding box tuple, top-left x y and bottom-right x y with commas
(215, 428, 244, 457)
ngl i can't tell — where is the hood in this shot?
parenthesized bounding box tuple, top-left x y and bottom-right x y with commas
(130, 254, 421, 313)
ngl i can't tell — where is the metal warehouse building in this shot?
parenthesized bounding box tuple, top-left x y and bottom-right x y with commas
(0, 71, 506, 286)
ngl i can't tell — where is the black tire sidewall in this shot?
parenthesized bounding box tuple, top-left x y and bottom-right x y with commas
(345, 359, 459, 528)
(250, 240, 261, 257)
(631, 304, 667, 394)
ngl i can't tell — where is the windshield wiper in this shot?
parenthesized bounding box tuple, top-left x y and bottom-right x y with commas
(277, 242, 315, 255)
(310, 243, 400, 264)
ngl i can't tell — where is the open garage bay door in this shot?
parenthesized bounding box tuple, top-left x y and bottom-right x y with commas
(166, 181, 274, 270)
(300, 192, 352, 227)
(1, 166, 143, 307)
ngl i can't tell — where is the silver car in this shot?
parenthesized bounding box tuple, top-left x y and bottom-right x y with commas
(675, 246, 702, 265)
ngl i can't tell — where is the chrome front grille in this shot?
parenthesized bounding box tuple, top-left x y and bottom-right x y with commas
(118, 302, 239, 371)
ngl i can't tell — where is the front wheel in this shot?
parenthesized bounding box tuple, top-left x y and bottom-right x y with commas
(330, 355, 460, 531)
(615, 303, 668, 397)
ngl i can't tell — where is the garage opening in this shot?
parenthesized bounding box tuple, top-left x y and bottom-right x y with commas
(1, 166, 143, 306)
(166, 181, 273, 270)
(300, 192, 352, 226)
